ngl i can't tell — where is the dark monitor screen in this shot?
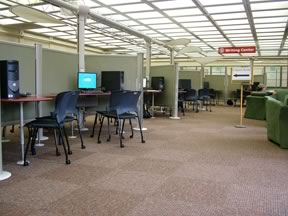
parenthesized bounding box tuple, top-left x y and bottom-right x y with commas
(151, 76, 164, 91)
(77, 72, 97, 90)
(203, 81, 209, 89)
(179, 79, 191, 90)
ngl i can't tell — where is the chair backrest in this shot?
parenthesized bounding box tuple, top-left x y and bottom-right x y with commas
(198, 88, 210, 97)
(109, 90, 141, 115)
(53, 91, 73, 124)
(65, 91, 80, 115)
(184, 89, 197, 100)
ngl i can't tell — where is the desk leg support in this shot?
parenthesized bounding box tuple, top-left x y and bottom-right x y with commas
(151, 93, 155, 118)
(17, 103, 29, 165)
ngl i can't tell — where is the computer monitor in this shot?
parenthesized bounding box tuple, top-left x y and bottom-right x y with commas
(151, 76, 164, 91)
(178, 79, 192, 90)
(77, 72, 97, 90)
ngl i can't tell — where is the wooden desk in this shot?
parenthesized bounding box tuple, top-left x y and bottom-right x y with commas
(1, 96, 53, 165)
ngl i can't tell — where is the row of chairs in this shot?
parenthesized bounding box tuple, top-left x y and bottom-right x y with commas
(179, 88, 213, 115)
(23, 90, 145, 165)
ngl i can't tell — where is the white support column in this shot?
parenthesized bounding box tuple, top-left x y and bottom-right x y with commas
(35, 43, 47, 147)
(170, 49, 174, 65)
(170, 63, 180, 120)
(250, 58, 254, 85)
(134, 53, 147, 131)
(77, 5, 89, 131)
(0, 101, 11, 181)
(145, 40, 151, 83)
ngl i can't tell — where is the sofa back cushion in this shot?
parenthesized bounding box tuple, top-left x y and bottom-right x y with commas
(275, 89, 288, 103)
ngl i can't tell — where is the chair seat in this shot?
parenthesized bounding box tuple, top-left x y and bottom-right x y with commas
(25, 118, 64, 128)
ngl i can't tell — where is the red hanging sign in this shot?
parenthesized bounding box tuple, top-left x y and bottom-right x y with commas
(218, 46, 256, 54)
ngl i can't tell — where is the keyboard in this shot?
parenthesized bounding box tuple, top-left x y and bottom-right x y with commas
(80, 90, 103, 94)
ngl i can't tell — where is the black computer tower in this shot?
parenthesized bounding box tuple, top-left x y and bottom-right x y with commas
(151, 76, 165, 91)
(101, 71, 124, 92)
(0, 60, 20, 98)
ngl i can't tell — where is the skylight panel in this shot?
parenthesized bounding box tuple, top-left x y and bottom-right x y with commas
(82, 0, 99, 7)
(220, 25, 250, 30)
(60, 35, 75, 39)
(85, 33, 103, 38)
(92, 7, 115, 15)
(153, 0, 195, 9)
(253, 10, 288, 18)
(182, 22, 213, 28)
(199, 35, 224, 39)
(165, 33, 192, 37)
(230, 38, 254, 41)
(187, 26, 217, 32)
(149, 24, 179, 29)
(29, 28, 55, 33)
(33, 5, 59, 13)
(212, 12, 247, 20)
(113, 4, 153, 12)
(257, 32, 283, 36)
(254, 17, 288, 24)
(0, 18, 22, 25)
(174, 16, 208, 22)
(261, 51, 279, 56)
(0, 4, 7, 9)
(0, 9, 15, 17)
(139, 18, 171, 25)
(256, 28, 284, 33)
(127, 11, 163, 19)
(224, 29, 252, 34)
(107, 14, 128, 21)
(44, 32, 69, 36)
(132, 25, 149, 31)
(251, 2, 288, 10)
(226, 33, 253, 38)
(259, 40, 281, 45)
(232, 41, 255, 45)
(96, 0, 141, 5)
(164, 8, 202, 17)
(195, 31, 221, 35)
(119, 20, 139, 26)
(141, 30, 158, 34)
(255, 23, 286, 29)
(159, 28, 187, 33)
(204, 38, 227, 42)
(205, 4, 244, 13)
(53, 26, 74, 31)
(198, 0, 242, 6)
(216, 19, 248, 25)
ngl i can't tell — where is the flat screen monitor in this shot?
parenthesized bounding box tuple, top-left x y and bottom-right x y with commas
(179, 79, 191, 90)
(77, 72, 97, 90)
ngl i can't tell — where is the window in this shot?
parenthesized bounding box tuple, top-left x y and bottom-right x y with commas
(266, 66, 280, 87)
(281, 67, 287, 87)
(211, 66, 225, 75)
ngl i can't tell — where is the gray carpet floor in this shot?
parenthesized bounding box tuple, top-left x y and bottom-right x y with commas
(1, 106, 288, 216)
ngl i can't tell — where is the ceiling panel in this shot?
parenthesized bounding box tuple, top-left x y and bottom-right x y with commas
(0, 0, 287, 58)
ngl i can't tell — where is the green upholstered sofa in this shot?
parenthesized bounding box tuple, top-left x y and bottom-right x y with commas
(244, 92, 268, 120)
(266, 91, 288, 149)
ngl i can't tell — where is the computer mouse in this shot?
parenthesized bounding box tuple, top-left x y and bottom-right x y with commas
(25, 92, 31, 96)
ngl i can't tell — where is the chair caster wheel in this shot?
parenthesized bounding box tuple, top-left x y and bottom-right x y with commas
(81, 145, 86, 149)
(66, 160, 71, 165)
(120, 144, 125, 148)
(56, 152, 61, 156)
(24, 161, 29, 166)
(68, 150, 72, 155)
(142, 140, 146, 143)
(97, 140, 101, 144)
(90, 135, 94, 138)
(130, 135, 133, 138)
(107, 138, 111, 142)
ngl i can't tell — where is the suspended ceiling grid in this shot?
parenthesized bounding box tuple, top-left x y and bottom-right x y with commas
(0, 0, 288, 59)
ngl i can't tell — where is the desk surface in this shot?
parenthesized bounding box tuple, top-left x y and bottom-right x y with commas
(1, 96, 53, 103)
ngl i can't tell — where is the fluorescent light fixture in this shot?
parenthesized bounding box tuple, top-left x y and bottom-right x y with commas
(166, 38, 191, 46)
(10, 5, 63, 23)
(177, 46, 202, 55)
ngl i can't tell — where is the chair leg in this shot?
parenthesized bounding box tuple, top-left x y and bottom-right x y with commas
(97, 115, 105, 144)
(136, 115, 145, 144)
(117, 117, 124, 148)
(58, 127, 70, 165)
(90, 113, 98, 138)
(121, 119, 125, 139)
(53, 129, 61, 156)
(24, 127, 33, 166)
(30, 128, 38, 155)
(62, 126, 72, 155)
(76, 118, 85, 149)
(107, 117, 111, 142)
(129, 119, 134, 138)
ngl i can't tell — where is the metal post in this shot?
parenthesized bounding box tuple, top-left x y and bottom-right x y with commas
(170, 63, 180, 120)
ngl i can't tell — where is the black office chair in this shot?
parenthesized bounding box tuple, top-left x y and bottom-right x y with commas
(24, 91, 74, 165)
(198, 88, 212, 112)
(183, 89, 199, 112)
(36, 91, 85, 150)
(96, 90, 145, 148)
(178, 92, 185, 116)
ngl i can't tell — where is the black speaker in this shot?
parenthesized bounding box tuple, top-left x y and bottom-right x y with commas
(151, 76, 164, 91)
(0, 60, 20, 98)
(101, 71, 124, 92)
